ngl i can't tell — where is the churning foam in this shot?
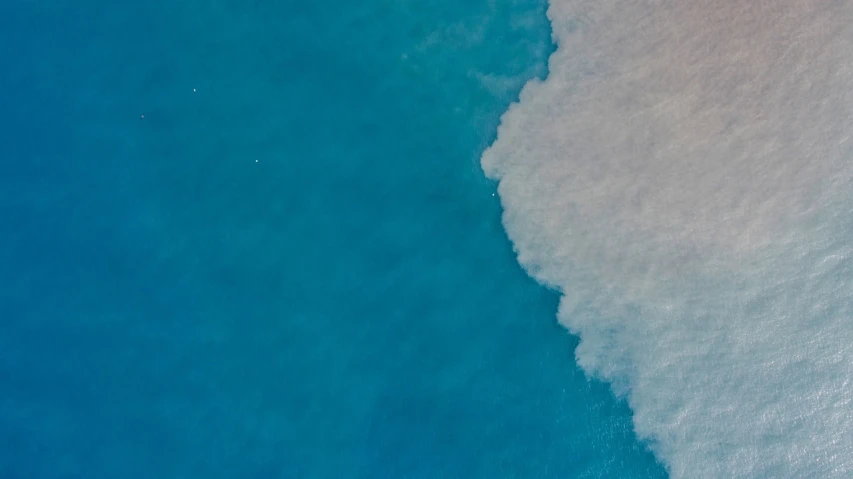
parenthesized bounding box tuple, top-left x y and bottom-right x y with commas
(483, 2, 853, 477)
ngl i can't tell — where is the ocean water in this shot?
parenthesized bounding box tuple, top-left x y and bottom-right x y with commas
(486, 2, 853, 477)
(0, 1, 668, 478)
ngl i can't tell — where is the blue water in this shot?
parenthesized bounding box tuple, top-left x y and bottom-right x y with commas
(1, 1, 667, 477)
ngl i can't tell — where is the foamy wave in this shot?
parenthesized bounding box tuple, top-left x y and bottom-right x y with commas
(484, 2, 853, 477)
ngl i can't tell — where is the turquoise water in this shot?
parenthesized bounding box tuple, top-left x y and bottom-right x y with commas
(1, 1, 666, 477)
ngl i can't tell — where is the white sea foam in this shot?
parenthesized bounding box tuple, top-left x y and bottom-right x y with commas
(483, 2, 853, 477)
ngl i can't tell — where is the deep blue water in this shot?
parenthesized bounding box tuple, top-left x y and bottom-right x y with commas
(1, 1, 666, 477)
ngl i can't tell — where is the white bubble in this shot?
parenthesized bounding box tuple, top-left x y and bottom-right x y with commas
(484, 2, 853, 477)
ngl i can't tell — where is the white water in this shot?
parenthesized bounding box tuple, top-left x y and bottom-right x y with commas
(484, 2, 853, 477)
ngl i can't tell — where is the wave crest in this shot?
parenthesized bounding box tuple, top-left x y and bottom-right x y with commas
(484, 2, 853, 477)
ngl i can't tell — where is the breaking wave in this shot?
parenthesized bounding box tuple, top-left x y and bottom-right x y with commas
(483, 2, 853, 477)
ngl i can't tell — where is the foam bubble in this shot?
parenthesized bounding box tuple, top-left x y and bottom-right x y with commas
(484, 2, 853, 477)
